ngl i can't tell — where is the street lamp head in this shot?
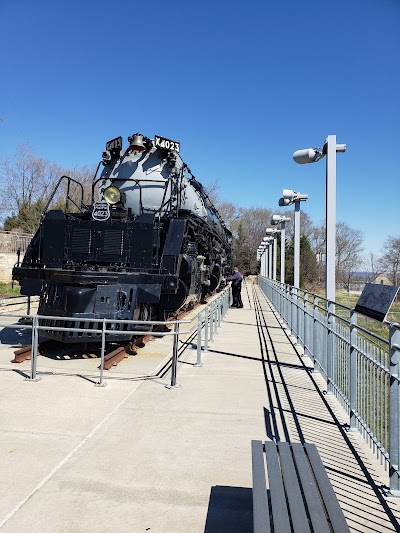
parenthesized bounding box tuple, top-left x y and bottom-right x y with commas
(293, 147, 324, 164)
(271, 214, 290, 225)
(282, 189, 296, 200)
(266, 228, 278, 235)
(280, 189, 309, 205)
(279, 197, 291, 206)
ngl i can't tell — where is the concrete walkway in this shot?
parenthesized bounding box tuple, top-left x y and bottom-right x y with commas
(0, 284, 399, 532)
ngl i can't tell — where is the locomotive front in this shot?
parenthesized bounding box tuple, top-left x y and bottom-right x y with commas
(13, 133, 232, 342)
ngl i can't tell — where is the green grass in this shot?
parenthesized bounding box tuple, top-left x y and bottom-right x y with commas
(0, 282, 21, 298)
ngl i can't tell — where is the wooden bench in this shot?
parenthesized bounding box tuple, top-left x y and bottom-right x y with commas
(252, 440, 350, 533)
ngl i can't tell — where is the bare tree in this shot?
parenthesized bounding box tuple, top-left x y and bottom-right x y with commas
(231, 206, 273, 273)
(0, 144, 62, 216)
(380, 236, 400, 286)
(336, 222, 364, 291)
(362, 252, 382, 283)
(0, 145, 96, 232)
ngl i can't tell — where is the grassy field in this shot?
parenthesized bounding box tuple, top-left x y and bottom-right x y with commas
(0, 282, 21, 298)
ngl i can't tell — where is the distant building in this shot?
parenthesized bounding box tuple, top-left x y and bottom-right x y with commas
(373, 273, 392, 285)
(348, 272, 392, 293)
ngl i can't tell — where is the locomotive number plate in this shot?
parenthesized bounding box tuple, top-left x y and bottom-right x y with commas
(92, 202, 110, 221)
(106, 136, 122, 152)
(154, 135, 180, 153)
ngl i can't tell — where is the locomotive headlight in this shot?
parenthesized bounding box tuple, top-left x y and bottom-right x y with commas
(103, 186, 121, 205)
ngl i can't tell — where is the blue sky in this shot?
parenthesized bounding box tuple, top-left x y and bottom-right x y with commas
(1, 0, 399, 256)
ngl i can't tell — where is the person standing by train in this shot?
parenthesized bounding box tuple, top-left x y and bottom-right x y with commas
(225, 267, 243, 308)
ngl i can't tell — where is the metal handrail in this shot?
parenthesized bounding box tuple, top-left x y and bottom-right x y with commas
(2, 286, 231, 390)
(258, 275, 400, 496)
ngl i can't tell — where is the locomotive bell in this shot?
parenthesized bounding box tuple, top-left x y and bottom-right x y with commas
(128, 133, 146, 151)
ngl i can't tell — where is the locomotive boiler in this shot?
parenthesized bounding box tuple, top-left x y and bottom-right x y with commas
(12, 133, 232, 342)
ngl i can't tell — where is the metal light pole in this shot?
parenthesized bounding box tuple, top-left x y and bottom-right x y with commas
(261, 237, 271, 277)
(279, 190, 308, 289)
(266, 228, 279, 281)
(293, 136, 346, 395)
(293, 135, 346, 301)
(271, 215, 290, 284)
(258, 245, 266, 276)
(268, 242, 273, 278)
(262, 247, 267, 277)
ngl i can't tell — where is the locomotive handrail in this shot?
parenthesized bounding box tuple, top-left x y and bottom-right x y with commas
(41, 175, 87, 219)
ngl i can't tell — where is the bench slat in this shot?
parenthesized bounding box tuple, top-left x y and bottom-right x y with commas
(251, 440, 271, 533)
(292, 444, 331, 533)
(305, 443, 350, 533)
(277, 442, 310, 533)
(264, 441, 291, 533)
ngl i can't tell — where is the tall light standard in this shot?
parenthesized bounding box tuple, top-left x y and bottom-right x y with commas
(279, 190, 308, 289)
(262, 237, 271, 277)
(293, 135, 346, 302)
(271, 215, 290, 283)
(268, 241, 273, 279)
(259, 244, 267, 277)
(266, 228, 279, 281)
(257, 247, 263, 275)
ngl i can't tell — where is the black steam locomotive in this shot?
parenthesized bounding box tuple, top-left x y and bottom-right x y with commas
(12, 133, 232, 342)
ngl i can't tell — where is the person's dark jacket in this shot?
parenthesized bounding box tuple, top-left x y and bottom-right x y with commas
(225, 272, 243, 287)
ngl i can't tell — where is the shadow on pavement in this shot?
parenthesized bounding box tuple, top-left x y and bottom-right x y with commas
(204, 485, 253, 533)
(0, 323, 31, 346)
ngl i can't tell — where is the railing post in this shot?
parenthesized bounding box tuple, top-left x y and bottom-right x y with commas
(166, 321, 180, 389)
(301, 291, 306, 347)
(290, 286, 295, 335)
(294, 288, 299, 343)
(349, 310, 358, 430)
(286, 284, 291, 327)
(279, 283, 286, 328)
(303, 292, 309, 357)
(26, 315, 41, 382)
(389, 323, 400, 496)
(195, 311, 203, 367)
(95, 318, 107, 387)
(312, 295, 319, 372)
(327, 300, 335, 394)
(223, 289, 228, 318)
(210, 303, 214, 342)
(204, 308, 209, 352)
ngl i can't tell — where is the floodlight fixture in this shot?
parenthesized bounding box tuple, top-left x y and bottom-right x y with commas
(281, 189, 309, 203)
(271, 214, 290, 226)
(292, 147, 324, 165)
